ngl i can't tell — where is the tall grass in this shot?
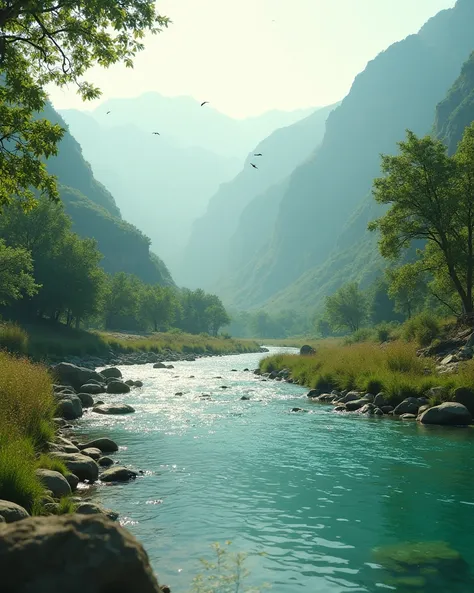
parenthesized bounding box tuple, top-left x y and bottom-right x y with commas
(0, 322, 29, 354)
(260, 341, 463, 404)
(0, 351, 56, 511)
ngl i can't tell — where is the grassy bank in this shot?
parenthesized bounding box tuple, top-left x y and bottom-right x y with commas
(0, 321, 260, 361)
(0, 350, 69, 512)
(260, 341, 474, 405)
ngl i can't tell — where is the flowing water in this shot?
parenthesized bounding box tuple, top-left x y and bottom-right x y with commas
(73, 347, 474, 592)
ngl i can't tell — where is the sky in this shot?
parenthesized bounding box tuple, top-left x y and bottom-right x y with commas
(48, 0, 457, 119)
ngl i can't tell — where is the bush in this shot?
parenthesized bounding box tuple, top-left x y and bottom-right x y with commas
(375, 322, 400, 343)
(402, 313, 440, 347)
(344, 328, 375, 345)
(0, 323, 29, 355)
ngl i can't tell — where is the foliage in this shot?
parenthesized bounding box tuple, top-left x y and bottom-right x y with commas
(401, 312, 441, 347)
(0, 0, 168, 209)
(370, 125, 474, 315)
(0, 239, 38, 305)
(325, 282, 368, 333)
(139, 285, 179, 332)
(369, 278, 405, 325)
(179, 289, 230, 336)
(190, 541, 268, 593)
(0, 322, 28, 354)
(35, 454, 67, 476)
(259, 341, 461, 405)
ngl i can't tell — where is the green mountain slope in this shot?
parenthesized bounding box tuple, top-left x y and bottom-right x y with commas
(229, 0, 474, 311)
(181, 104, 337, 289)
(44, 104, 173, 286)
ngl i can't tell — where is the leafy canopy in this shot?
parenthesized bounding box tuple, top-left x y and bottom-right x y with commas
(325, 282, 368, 333)
(370, 125, 474, 315)
(0, 0, 169, 209)
(0, 238, 38, 305)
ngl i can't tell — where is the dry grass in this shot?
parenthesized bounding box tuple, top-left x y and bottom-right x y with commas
(260, 341, 467, 404)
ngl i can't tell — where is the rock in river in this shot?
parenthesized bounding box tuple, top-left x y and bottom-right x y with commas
(100, 466, 138, 482)
(418, 402, 472, 426)
(35, 469, 71, 498)
(0, 515, 164, 593)
(79, 383, 105, 395)
(100, 367, 123, 379)
(0, 500, 29, 523)
(76, 392, 95, 408)
(393, 397, 420, 416)
(50, 452, 99, 482)
(51, 362, 105, 391)
(98, 456, 115, 467)
(81, 447, 102, 461)
(93, 403, 135, 415)
(55, 395, 83, 420)
(106, 380, 131, 394)
(79, 437, 119, 453)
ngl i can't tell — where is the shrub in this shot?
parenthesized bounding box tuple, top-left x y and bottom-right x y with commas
(344, 328, 375, 345)
(0, 323, 29, 355)
(402, 313, 440, 347)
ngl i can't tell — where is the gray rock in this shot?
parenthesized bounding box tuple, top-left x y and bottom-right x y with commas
(78, 438, 118, 453)
(55, 395, 83, 420)
(50, 453, 99, 482)
(79, 383, 105, 395)
(75, 502, 118, 521)
(66, 473, 79, 491)
(0, 500, 29, 523)
(441, 353, 458, 365)
(339, 392, 361, 404)
(400, 413, 417, 420)
(394, 397, 420, 416)
(426, 386, 449, 401)
(374, 407, 384, 416)
(106, 380, 131, 394)
(100, 466, 138, 482)
(363, 394, 375, 403)
(134, 380, 144, 387)
(52, 362, 105, 391)
(93, 403, 135, 415)
(381, 405, 394, 414)
(345, 398, 368, 412)
(125, 379, 135, 386)
(153, 362, 166, 369)
(76, 392, 95, 408)
(374, 393, 387, 407)
(306, 389, 321, 398)
(0, 515, 163, 593)
(98, 457, 114, 467)
(359, 403, 376, 414)
(240, 396, 250, 401)
(35, 469, 72, 498)
(418, 402, 472, 426)
(81, 447, 102, 461)
(50, 436, 80, 454)
(53, 417, 68, 428)
(100, 367, 123, 379)
(418, 404, 431, 415)
(453, 387, 474, 415)
(334, 405, 346, 412)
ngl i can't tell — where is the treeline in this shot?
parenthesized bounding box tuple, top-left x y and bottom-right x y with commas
(0, 199, 229, 336)
(228, 309, 312, 339)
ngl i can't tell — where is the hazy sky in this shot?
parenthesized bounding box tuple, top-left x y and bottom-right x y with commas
(49, 0, 457, 118)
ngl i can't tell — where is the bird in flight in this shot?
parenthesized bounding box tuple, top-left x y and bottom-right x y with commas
(251, 163, 258, 169)
(106, 111, 111, 115)
(152, 132, 160, 135)
(201, 101, 209, 107)
(254, 153, 263, 157)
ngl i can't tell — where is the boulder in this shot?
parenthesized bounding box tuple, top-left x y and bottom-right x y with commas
(334, 405, 346, 412)
(300, 344, 315, 356)
(339, 392, 361, 404)
(50, 453, 99, 482)
(0, 500, 29, 523)
(53, 417, 68, 428)
(106, 380, 131, 394)
(374, 408, 384, 416)
(0, 515, 163, 593)
(55, 395, 83, 420)
(418, 402, 472, 426)
(100, 367, 122, 379)
(400, 413, 417, 420)
(153, 362, 166, 369)
(55, 436, 80, 454)
(100, 466, 138, 483)
(306, 389, 321, 398)
(359, 403, 376, 414)
(374, 393, 387, 407)
(441, 353, 458, 365)
(381, 405, 394, 414)
(240, 396, 250, 401)
(93, 403, 135, 415)
(345, 398, 368, 412)
(393, 397, 420, 416)
(453, 387, 474, 416)
(81, 447, 102, 461)
(35, 469, 71, 498)
(125, 379, 135, 386)
(75, 502, 118, 521)
(135, 380, 144, 388)
(51, 362, 105, 391)
(363, 394, 375, 403)
(418, 404, 431, 415)
(79, 383, 105, 395)
(98, 456, 114, 467)
(66, 473, 79, 491)
(78, 438, 118, 453)
(76, 392, 95, 408)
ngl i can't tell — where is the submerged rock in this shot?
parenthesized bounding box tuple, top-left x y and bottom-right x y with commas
(100, 466, 138, 482)
(93, 403, 135, 415)
(0, 515, 163, 593)
(50, 452, 99, 482)
(106, 380, 131, 394)
(418, 402, 472, 426)
(100, 367, 122, 379)
(79, 438, 118, 453)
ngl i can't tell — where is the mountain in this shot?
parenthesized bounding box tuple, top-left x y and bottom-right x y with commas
(435, 51, 474, 153)
(224, 0, 474, 312)
(58, 109, 240, 276)
(78, 92, 316, 160)
(43, 103, 174, 286)
(180, 104, 337, 289)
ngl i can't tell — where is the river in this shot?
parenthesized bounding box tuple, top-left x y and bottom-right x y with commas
(73, 347, 474, 592)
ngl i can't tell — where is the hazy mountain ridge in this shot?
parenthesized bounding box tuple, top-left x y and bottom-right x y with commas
(225, 0, 474, 312)
(180, 104, 337, 289)
(44, 103, 174, 286)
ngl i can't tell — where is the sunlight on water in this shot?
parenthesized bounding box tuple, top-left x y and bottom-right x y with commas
(71, 347, 474, 592)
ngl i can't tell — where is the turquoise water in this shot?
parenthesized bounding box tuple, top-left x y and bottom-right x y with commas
(73, 347, 474, 592)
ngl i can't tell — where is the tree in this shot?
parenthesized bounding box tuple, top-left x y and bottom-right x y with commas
(205, 303, 230, 336)
(315, 318, 331, 338)
(0, 1, 169, 209)
(139, 285, 178, 332)
(386, 267, 427, 319)
(325, 282, 368, 333)
(369, 126, 474, 315)
(0, 239, 38, 305)
(103, 272, 142, 330)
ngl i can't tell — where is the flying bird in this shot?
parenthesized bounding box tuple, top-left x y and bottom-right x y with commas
(106, 111, 111, 115)
(152, 132, 160, 135)
(250, 163, 258, 169)
(254, 153, 263, 157)
(201, 101, 209, 107)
